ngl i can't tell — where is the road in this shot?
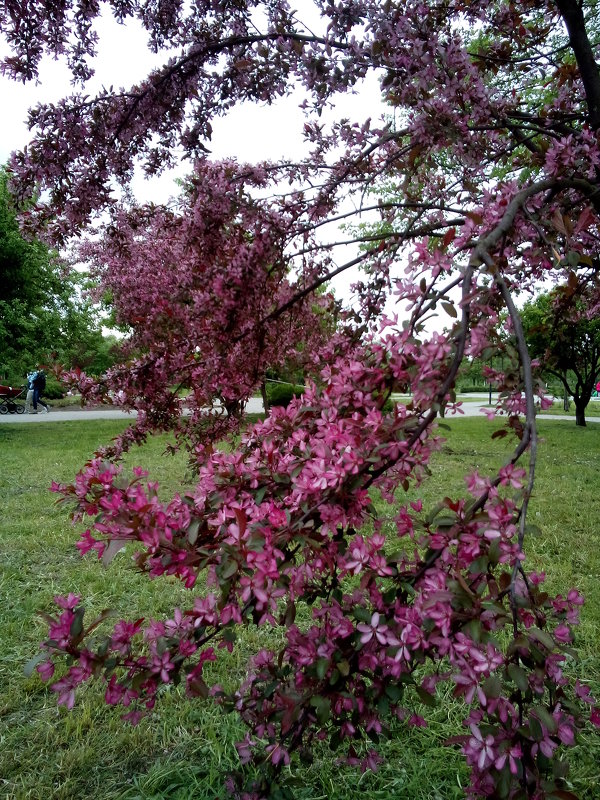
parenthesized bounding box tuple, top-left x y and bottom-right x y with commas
(1, 396, 598, 423)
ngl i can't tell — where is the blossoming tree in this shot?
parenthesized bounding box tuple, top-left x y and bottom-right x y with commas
(3, 0, 600, 797)
(71, 182, 339, 455)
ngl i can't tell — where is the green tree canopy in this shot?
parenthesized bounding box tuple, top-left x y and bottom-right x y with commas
(521, 284, 600, 426)
(0, 167, 116, 383)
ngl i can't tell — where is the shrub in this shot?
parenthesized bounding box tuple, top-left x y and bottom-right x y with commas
(44, 375, 65, 400)
(265, 382, 305, 407)
(459, 385, 492, 393)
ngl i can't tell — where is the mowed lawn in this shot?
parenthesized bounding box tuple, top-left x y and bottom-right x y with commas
(1, 417, 599, 799)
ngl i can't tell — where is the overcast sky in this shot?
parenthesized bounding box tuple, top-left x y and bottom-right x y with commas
(0, 9, 392, 310)
(0, 9, 384, 201)
(0, 19, 312, 204)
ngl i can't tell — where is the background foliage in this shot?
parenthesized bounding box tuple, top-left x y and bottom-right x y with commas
(0, 167, 119, 385)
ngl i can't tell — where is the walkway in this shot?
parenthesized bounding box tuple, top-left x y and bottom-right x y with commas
(1, 397, 598, 424)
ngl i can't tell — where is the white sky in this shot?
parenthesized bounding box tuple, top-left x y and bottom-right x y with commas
(0, 18, 310, 201)
(0, 9, 407, 312)
(0, 9, 384, 198)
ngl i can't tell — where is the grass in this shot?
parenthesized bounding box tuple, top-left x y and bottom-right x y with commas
(538, 400, 600, 418)
(393, 393, 600, 418)
(1, 418, 599, 799)
(47, 394, 87, 408)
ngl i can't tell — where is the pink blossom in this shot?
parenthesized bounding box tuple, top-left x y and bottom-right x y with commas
(494, 743, 522, 775)
(357, 613, 393, 645)
(590, 708, 600, 727)
(553, 624, 572, 644)
(36, 660, 55, 682)
(464, 724, 497, 770)
(54, 593, 81, 610)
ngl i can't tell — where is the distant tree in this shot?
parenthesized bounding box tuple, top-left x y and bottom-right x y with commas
(521, 285, 600, 426)
(63, 328, 121, 376)
(0, 167, 117, 382)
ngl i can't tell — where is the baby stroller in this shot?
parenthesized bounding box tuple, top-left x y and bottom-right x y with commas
(0, 384, 26, 414)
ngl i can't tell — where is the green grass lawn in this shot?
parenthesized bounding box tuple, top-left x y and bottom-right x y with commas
(394, 393, 600, 419)
(1, 418, 599, 799)
(537, 400, 600, 418)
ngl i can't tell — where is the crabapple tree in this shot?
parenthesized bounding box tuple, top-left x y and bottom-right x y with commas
(71, 181, 339, 455)
(3, 1, 600, 797)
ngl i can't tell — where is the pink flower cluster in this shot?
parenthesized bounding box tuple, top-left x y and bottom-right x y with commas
(42, 334, 600, 798)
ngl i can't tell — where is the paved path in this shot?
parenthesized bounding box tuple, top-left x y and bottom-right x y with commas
(0, 398, 266, 423)
(1, 397, 598, 424)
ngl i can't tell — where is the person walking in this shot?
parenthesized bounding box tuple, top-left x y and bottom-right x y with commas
(24, 370, 36, 413)
(32, 368, 50, 413)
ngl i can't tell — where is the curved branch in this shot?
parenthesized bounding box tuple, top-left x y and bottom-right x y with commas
(471, 251, 538, 636)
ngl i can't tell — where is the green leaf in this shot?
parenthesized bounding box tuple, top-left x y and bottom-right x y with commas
(309, 695, 331, 724)
(532, 705, 558, 734)
(385, 684, 403, 702)
(482, 675, 502, 699)
(219, 558, 238, 580)
(462, 619, 483, 642)
(566, 250, 580, 267)
(337, 659, 350, 677)
(488, 539, 501, 564)
(508, 663, 529, 693)
(283, 601, 296, 626)
(69, 606, 85, 639)
(254, 485, 267, 505)
(529, 627, 556, 652)
(553, 758, 570, 779)
(377, 696, 390, 716)
(316, 658, 330, 680)
(416, 685, 437, 707)
(441, 301, 457, 318)
(186, 519, 200, 545)
(496, 764, 512, 799)
(24, 651, 47, 677)
(435, 515, 456, 529)
(529, 714, 543, 741)
(353, 606, 372, 623)
(468, 555, 490, 574)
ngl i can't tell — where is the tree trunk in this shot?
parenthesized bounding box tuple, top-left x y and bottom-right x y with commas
(556, 0, 600, 130)
(224, 398, 242, 418)
(575, 400, 587, 426)
(260, 381, 269, 415)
